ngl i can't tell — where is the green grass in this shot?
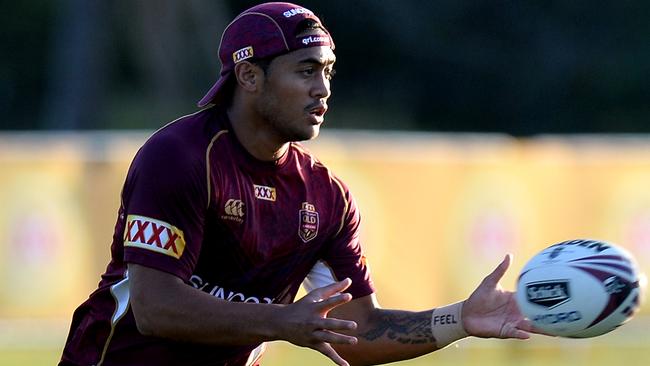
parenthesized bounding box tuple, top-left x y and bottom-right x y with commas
(11, 340, 647, 366)
(5, 324, 649, 366)
(261, 337, 650, 366)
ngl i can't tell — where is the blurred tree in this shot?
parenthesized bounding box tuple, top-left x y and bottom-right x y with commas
(42, 0, 112, 129)
(40, 0, 229, 130)
(108, 0, 230, 129)
(0, 0, 54, 129)
(1, 1, 649, 134)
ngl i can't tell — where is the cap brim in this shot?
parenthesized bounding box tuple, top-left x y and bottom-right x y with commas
(197, 73, 231, 108)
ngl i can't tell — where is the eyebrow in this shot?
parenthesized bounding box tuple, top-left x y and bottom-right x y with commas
(297, 57, 336, 66)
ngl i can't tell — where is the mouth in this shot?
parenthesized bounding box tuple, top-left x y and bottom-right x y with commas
(307, 103, 328, 120)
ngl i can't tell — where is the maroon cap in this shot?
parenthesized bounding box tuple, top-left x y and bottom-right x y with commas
(197, 2, 334, 108)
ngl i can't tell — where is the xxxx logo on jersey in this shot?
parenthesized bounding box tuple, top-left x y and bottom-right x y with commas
(254, 184, 276, 201)
(124, 215, 186, 259)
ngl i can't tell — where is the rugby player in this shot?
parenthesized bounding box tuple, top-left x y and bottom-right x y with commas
(60, 3, 540, 365)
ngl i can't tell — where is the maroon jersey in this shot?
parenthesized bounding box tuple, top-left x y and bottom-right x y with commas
(60, 106, 374, 366)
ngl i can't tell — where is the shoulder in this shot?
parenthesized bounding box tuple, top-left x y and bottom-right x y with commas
(137, 108, 225, 167)
(149, 108, 222, 150)
(126, 108, 228, 193)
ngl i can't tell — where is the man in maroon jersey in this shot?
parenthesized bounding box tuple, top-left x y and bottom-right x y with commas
(60, 3, 541, 366)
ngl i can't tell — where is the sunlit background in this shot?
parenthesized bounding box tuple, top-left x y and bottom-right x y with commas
(1, 1, 649, 365)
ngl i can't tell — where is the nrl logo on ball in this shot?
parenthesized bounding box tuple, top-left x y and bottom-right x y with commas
(526, 280, 571, 308)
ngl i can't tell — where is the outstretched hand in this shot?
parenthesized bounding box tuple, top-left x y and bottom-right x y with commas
(462, 254, 546, 340)
(282, 278, 358, 366)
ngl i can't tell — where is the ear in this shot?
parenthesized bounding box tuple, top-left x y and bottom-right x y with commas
(233, 61, 262, 92)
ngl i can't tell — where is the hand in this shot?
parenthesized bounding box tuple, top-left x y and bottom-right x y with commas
(281, 278, 358, 366)
(462, 254, 545, 339)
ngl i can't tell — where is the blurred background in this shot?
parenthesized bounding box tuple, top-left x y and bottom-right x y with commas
(1, 1, 649, 365)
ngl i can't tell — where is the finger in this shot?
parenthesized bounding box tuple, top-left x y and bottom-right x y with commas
(499, 322, 530, 340)
(314, 342, 350, 366)
(483, 254, 512, 287)
(316, 292, 353, 313)
(314, 329, 358, 345)
(316, 317, 358, 331)
(307, 278, 353, 302)
(510, 329, 531, 340)
(515, 319, 556, 337)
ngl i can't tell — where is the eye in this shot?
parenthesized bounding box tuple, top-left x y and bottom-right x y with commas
(300, 67, 316, 77)
(325, 68, 337, 80)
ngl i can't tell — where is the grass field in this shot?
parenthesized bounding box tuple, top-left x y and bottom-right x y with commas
(4, 317, 648, 366)
(263, 338, 650, 366)
(3, 340, 648, 366)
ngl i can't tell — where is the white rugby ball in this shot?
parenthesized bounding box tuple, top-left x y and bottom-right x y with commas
(516, 239, 644, 338)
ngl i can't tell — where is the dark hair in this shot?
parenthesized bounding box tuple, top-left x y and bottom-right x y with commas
(250, 57, 273, 75)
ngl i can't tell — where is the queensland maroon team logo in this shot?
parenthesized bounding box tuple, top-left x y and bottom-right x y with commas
(299, 202, 319, 243)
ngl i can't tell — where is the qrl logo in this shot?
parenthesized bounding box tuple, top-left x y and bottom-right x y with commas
(301, 35, 329, 46)
(124, 215, 186, 259)
(232, 46, 253, 63)
(298, 202, 319, 243)
(224, 199, 245, 217)
(254, 184, 276, 201)
(526, 280, 571, 309)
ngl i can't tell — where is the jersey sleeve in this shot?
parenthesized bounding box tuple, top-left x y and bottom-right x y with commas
(121, 132, 207, 280)
(304, 185, 375, 299)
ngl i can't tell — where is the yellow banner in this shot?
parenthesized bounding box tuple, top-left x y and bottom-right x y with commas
(0, 132, 648, 318)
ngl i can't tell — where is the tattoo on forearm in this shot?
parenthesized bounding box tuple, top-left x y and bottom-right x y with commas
(359, 310, 435, 345)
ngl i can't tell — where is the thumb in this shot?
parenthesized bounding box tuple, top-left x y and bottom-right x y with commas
(483, 254, 511, 287)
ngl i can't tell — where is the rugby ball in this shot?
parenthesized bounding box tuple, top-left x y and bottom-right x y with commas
(516, 239, 644, 338)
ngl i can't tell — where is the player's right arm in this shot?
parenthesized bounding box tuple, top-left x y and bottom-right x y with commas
(128, 263, 358, 366)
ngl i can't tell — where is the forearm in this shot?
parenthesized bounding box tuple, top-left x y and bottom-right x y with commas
(129, 264, 287, 346)
(130, 264, 359, 366)
(335, 308, 438, 366)
(335, 302, 468, 366)
(132, 281, 285, 345)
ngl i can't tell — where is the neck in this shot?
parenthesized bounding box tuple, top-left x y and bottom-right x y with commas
(226, 101, 289, 162)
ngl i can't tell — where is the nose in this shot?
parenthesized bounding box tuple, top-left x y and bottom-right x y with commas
(311, 72, 331, 100)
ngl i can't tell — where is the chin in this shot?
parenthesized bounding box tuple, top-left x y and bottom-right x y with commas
(289, 126, 320, 142)
(308, 125, 321, 139)
(305, 125, 321, 141)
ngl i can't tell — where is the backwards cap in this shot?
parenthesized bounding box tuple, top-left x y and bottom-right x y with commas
(197, 2, 334, 108)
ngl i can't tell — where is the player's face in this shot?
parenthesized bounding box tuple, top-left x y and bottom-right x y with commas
(254, 46, 336, 142)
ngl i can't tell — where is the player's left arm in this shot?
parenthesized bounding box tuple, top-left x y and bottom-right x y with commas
(329, 294, 436, 365)
(329, 255, 541, 366)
